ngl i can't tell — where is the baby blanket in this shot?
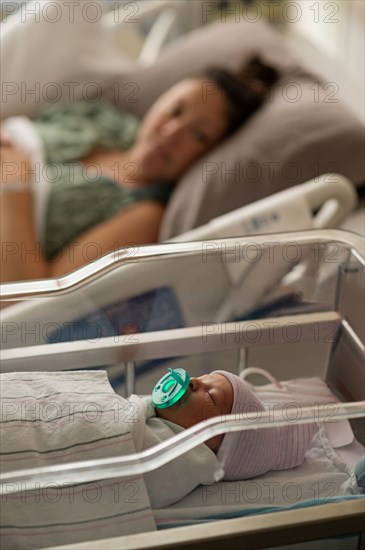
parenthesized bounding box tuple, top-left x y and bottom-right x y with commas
(0, 371, 221, 549)
(0, 371, 154, 549)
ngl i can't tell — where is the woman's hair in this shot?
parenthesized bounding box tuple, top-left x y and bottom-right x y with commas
(197, 55, 280, 135)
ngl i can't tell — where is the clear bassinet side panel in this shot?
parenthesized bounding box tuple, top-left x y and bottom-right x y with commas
(1, 230, 364, 399)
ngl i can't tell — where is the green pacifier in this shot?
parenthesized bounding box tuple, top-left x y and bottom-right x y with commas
(152, 368, 190, 409)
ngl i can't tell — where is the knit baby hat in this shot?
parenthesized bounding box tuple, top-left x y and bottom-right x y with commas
(213, 370, 318, 481)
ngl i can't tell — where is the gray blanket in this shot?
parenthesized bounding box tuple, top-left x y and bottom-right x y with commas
(0, 370, 221, 549)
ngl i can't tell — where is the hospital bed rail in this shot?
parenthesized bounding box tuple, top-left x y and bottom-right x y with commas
(101, 0, 188, 66)
(0, 174, 358, 301)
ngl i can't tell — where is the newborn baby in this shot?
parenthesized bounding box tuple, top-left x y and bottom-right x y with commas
(154, 370, 318, 481)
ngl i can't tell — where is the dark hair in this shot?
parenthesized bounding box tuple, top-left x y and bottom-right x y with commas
(197, 55, 280, 135)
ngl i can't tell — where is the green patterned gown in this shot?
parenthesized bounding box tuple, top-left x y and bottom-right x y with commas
(33, 100, 172, 260)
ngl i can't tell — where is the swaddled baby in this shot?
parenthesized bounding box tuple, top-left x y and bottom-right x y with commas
(154, 370, 318, 481)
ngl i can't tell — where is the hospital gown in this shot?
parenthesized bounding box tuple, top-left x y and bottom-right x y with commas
(32, 100, 172, 260)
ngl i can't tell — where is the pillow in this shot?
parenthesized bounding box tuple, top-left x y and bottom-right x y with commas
(107, 19, 364, 239)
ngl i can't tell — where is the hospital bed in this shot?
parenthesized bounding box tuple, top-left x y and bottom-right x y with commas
(1, 227, 364, 549)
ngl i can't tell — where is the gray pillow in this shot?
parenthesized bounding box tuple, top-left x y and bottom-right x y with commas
(108, 19, 364, 239)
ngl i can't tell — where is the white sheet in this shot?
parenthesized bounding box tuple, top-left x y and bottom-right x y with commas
(153, 426, 361, 527)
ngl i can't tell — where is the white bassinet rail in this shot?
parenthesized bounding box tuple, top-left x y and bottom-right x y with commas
(1, 401, 364, 494)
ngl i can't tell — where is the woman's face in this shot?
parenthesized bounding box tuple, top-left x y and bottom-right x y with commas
(133, 78, 230, 182)
(155, 373, 234, 452)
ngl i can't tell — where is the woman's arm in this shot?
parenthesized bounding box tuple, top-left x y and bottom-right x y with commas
(48, 200, 165, 278)
(1, 192, 165, 282)
(1, 141, 166, 282)
(0, 144, 43, 282)
(1, 124, 12, 147)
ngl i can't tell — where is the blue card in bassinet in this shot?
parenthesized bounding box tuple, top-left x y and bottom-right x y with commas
(46, 286, 184, 343)
(46, 286, 184, 389)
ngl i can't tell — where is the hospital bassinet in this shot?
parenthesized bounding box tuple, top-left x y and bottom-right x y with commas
(0, 227, 364, 550)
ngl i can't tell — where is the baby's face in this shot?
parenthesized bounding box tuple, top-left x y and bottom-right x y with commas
(155, 373, 233, 452)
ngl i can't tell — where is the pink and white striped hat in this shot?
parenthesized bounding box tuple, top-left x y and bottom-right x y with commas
(213, 370, 318, 480)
